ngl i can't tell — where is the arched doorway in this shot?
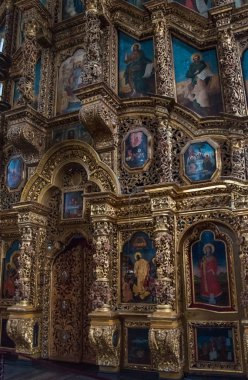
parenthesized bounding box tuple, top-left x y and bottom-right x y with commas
(49, 236, 88, 362)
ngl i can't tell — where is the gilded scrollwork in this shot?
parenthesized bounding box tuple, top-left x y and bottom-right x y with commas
(7, 317, 41, 354)
(89, 322, 121, 367)
(150, 327, 183, 373)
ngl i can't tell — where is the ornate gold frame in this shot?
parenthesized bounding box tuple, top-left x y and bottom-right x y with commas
(180, 138, 221, 184)
(187, 320, 243, 373)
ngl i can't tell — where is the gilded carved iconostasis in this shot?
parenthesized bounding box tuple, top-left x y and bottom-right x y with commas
(1, 0, 248, 379)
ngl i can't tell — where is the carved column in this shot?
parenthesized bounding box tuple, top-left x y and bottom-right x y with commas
(151, 11, 175, 98)
(81, 0, 102, 85)
(151, 202, 176, 310)
(157, 118, 173, 183)
(231, 138, 246, 180)
(149, 305, 183, 380)
(3, 0, 15, 57)
(211, 5, 247, 116)
(90, 218, 117, 309)
(7, 203, 48, 357)
(18, 17, 39, 105)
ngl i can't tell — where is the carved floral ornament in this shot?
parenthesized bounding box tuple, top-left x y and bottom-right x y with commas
(20, 141, 121, 203)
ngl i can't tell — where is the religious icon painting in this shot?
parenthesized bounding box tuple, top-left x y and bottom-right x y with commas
(121, 231, 157, 304)
(56, 49, 86, 115)
(2, 240, 20, 300)
(62, 0, 85, 20)
(123, 0, 149, 9)
(241, 49, 248, 102)
(172, 37, 223, 117)
(188, 321, 242, 372)
(169, 0, 212, 17)
(52, 123, 93, 145)
(6, 156, 25, 190)
(12, 79, 22, 107)
(125, 326, 151, 368)
(123, 128, 152, 171)
(0, 24, 5, 53)
(235, 0, 248, 7)
(184, 227, 236, 312)
(118, 31, 155, 98)
(181, 139, 220, 183)
(62, 191, 84, 219)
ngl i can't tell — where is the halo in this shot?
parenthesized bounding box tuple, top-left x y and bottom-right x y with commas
(10, 251, 20, 268)
(131, 43, 141, 51)
(191, 53, 202, 62)
(203, 243, 215, 254)
(135, 252, 142, 260)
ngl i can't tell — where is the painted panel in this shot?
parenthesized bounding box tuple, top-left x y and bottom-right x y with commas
(63, 191, 83, 219)
(52, 123, 93, 145)
(183, 141, 217, 182)
(121, 232, 156, 303)
(123, 0, 149, 9)
(2, 240, 20, 299)
(62, 0, 85, 20)
(170, 0, 212, 17)
(123, 129, 151, 170)
(6, 156, 25, 190)
(191, 230, 231, 310)
(34, 58, 42, 109)
(127, 328, 151, 366)
(118, 32, 155, 98)
(0, 24, 5, 53)
(235, 0, 248, 7)
(242, 49, 248, 102)
(196, 327, 234, 363)
(172, 37, 223, 117)
(56, 49, 86, 114)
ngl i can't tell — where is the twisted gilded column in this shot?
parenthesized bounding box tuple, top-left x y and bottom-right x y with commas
(157, 118, 173, 183)
(231, 138, 246, 181)
(7, 204, 48, 357)
(90, 220, 114, 309)
(211, 4, 247, 116)
(153, 214, 176, 309)
(18, 17, 39, 105)
(151, 11, 175, 98)
(3, 0, 14, 58)
(81, 0, 102, 85)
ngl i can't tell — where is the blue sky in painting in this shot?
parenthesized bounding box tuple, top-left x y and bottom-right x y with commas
(172, 37, 219, 83)
(118, 31, 154, 73)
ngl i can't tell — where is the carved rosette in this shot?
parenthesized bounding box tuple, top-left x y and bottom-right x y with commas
(213, 10, 247, 116)
(7, 317, 41, 355)
(18, 18, 39, 105)
(157, 119, 173, 183)
(90, 221, 115, 309)
(81, 1, 102, 85)
(239, 232, 248, 313)
(89, 322, 121, 368)
(152, 12, 175, 98)
(231, 139, 246, 180)
(153, 215, 176, 309)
